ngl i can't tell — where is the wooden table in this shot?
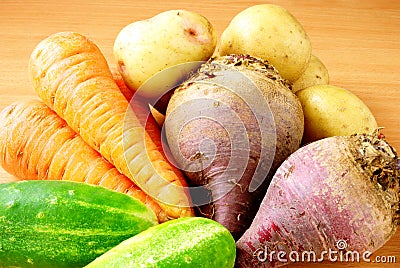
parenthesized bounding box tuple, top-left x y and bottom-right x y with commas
(1, 0, 399, 267)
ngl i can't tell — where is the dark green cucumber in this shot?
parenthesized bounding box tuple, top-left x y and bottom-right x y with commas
(0, 180, 158, 268)
(85, 217, 236, 268)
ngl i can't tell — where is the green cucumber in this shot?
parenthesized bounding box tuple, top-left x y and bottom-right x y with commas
(85, 217, 236, 268)
(0, 180, 158, 268)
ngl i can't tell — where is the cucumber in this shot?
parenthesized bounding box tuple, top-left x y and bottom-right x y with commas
(85, 217, 236, 268)
(0, 180, 158, 268)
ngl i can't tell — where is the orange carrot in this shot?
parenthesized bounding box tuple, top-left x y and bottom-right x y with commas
(148, 104, 166, 128)
(111, 67, 135, 101)
(0, 99, 167, 222)
(111, 69, 165, 128)
(28, 32, 194, 219)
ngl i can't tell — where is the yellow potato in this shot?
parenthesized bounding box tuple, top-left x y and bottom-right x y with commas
(296, 84, 378, 143)
(114, 10, 217, 98)
(218, 4, 312, 82)
(291, 54, 329, 93)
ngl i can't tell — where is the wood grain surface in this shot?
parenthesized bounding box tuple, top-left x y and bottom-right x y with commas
(0, 0, 399, 267)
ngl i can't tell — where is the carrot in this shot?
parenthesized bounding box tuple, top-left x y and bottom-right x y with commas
(0, 99, 167, 222)
(111, 69, 165, 128)
(28, 32, 194, 219)
(111, 67, 134, 101)
(148, 104, 165, 128)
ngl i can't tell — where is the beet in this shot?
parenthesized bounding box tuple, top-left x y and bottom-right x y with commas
(164, 55, 304, 239)
(236, 131, 399, 267)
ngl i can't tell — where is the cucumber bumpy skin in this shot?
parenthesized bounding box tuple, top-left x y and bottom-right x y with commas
(0, 180, 158, 268)
(85, 217, 236, 268)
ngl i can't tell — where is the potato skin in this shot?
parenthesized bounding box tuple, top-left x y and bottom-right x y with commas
(296, 84, 378, 143)
(291, 54, 329, 93)
(113, 10, 217, 98)
(218, 4, 312, 82)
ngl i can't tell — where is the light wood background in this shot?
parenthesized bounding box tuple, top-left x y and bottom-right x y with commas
(0, 0, 399, 267)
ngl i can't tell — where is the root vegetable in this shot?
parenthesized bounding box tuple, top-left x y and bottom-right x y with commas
(291, 54, 329, 93)
(112, 67, 134, 101)
(114, 9, 217, 98)
(236, 131, 399, 267)
(0, 99, 167, 222)
(218, 4, 312, 82)
(149, 104, 165, 128)
(28, 31, 194, 220)
(164, 55, 304, 239)
(296, 84, 378, 144)
(112, 69, 166, 127)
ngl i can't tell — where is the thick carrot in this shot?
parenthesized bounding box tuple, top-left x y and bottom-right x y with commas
(0, 99, 167, 222)
(112, 68, 165, 128)
(28, 32, 194, 219)
(111, 67, 134, 101)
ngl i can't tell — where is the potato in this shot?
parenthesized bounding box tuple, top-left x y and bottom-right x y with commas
(291, 54, 329, 93)
(114, 10, 217, 98)
(296, 84, 378, 143)
(218, 4, 312, 82)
